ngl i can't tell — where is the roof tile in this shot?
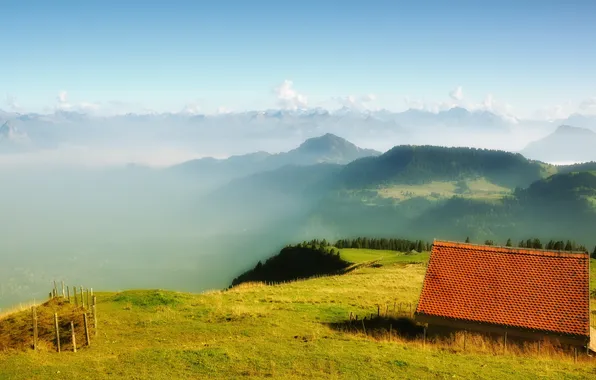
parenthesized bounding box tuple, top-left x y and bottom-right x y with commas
(416, 241, 590, 337)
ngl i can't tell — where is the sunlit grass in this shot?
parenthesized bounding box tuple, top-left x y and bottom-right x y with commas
(0, 253, 594, 379)
(377, 178, 511, 202)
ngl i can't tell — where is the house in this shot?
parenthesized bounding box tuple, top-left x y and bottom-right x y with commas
(415, 240, 591, 348)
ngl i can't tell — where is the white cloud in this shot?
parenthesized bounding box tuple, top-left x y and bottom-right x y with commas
(274, 80, 308, 110)
(217, 106, 232, 114)
(579, 97, 596, 114)
(53, 91, 101, 114)
(403, 96, 425, 111)
(180, 103, 201, 115)
(403, 96, 454, 113)
(533, 100, 574, 121)
(57, 91, 68, 104)
(5, 94, 20, 112)
(449, 86, 464, 101)
(335, 93, 378, 110)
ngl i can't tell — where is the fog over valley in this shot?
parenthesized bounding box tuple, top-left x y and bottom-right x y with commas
(1, 107, 596, 310)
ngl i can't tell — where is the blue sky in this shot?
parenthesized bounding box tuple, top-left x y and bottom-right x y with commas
(1, 0, 596, 118)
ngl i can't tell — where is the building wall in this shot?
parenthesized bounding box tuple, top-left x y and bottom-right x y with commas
(416, 314, 590, 348)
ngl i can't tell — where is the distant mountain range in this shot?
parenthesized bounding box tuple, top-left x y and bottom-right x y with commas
(165, 133, 380, 189)
(182, 133, 596, 247)
(2, 107, 595, 160)
(520, 125, 596, 163)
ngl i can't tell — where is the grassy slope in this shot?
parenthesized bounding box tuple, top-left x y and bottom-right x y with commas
(377, 178, 511, 203)
(0, 251, 595, 379)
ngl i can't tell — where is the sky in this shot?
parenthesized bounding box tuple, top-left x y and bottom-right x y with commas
(1, 0, 596, 119)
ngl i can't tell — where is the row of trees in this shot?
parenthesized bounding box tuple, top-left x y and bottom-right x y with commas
(468, 237, 594, 255)
(298, 237, 596, 258)
(333, 237, 431, 253)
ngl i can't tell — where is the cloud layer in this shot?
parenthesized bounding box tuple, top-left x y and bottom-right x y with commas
(274, 80, 308, 110)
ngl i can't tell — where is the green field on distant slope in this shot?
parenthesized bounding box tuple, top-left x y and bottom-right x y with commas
(1, 249, 594, 379)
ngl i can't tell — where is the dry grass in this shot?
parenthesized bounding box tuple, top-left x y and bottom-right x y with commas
(0, 297, 95, 352)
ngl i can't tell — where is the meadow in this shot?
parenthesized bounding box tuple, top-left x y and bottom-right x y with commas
(0, 249, 595, 379)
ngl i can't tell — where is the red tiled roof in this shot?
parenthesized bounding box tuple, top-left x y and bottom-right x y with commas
(416, 241, 590, 337)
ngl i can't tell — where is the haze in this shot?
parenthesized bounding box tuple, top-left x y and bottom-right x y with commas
(2, 1, 596, 311)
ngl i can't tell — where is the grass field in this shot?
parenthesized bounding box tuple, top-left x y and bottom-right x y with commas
(0, 251, 595, 379)
(376, 179, 511, 202)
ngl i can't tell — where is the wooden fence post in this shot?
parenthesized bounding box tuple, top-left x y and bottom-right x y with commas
(504, 331, 507, 353)
(62, 281, 65, 298)
(86, 289, 90, 310)
(92, 296, 98, 336)
(74, 287, 79, 308)
(83, 313, 90, 347)
(70, 321, 77, 353)
(80, 286, 84, 308)
(54, 313, 61, 353)
(32, 306, 38, 351)
(53, 281, 57, 298)
(49, 292, 52, 300)
(67, 286, 71, 303)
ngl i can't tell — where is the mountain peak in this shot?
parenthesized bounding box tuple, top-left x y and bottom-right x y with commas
(554, 124, 594, 135)
(297, 133, 354, 152)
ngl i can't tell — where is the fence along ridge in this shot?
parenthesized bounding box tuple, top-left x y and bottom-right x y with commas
(29, 281, 98, 353)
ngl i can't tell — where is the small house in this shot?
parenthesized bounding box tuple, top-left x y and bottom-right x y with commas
(415, 240, 591, 348)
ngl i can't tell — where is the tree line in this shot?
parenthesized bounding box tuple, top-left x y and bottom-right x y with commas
(301, 237, 596, 258)
(476, 237, 589, 251)
(296, 238, 431, 253)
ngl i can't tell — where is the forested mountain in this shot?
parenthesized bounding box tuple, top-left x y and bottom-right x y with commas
(337, 145, 550, 189)
(190, 140, 596, 249)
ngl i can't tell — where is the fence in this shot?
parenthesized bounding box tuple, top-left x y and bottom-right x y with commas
(30, 281, 98, 353)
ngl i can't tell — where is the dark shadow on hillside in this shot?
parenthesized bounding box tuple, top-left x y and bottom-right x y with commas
(229, 245, 353, 288)
(326, 316, 425, 341)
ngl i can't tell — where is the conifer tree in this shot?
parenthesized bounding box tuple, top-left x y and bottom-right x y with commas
(505, 238, 512, 247)
(532, 239, 542, 249)
(465, 237, 470, 243)
(592, 246, 596, 259)
(564, 240, 573, 251)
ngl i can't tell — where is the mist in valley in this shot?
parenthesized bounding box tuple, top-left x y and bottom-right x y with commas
(1, 110, 595, 311)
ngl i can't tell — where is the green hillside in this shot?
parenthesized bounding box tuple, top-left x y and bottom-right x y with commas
(337, 146, 552, 189)
(1, 248, 594, 379)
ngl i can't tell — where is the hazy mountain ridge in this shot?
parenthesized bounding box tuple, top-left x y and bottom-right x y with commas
(2, 132, 596, 309)
(189, 138, 596, 249)
(165, 133, 380, 190)
(2, 108, 595, 165)
(520, 124, 596, 163)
